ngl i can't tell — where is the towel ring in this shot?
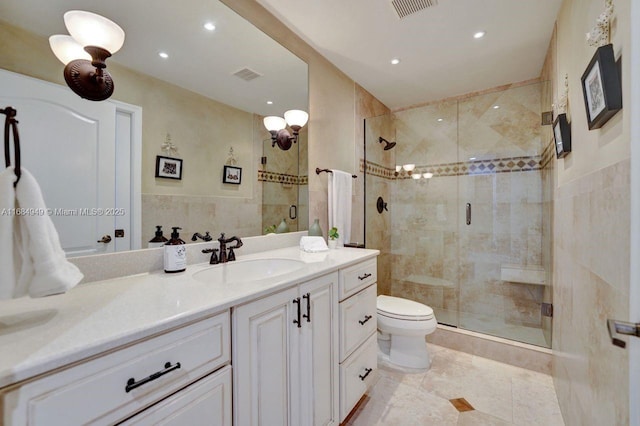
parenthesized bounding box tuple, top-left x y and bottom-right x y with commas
(1, 106, 21, 187)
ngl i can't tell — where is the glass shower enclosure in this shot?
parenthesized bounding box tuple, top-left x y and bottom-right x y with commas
(364, 81, 553, 348)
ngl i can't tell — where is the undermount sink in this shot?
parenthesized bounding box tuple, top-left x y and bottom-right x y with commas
(192, 258, 306, 284)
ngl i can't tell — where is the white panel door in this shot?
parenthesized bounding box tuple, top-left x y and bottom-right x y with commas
(233, 286, 299, 426)
(299, 273, 339, 426)
(0, 69, 116, 256)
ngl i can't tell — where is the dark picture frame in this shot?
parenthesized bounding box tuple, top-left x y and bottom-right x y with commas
(580, 44, 622, 130)
(553, 113, 571, 159)
(155, 155, 183, 180)
(223, 165, 242, 184)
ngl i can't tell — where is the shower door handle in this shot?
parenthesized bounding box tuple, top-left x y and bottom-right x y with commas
(466, 203, 471, 225)
(289, 205, 297, 220)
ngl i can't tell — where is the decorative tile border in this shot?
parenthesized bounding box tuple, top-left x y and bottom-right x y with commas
(257, 170, 308, 185)
(361, 155, 543, 180)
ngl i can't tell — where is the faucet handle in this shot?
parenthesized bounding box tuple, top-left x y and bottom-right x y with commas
(202, 248, 220, 264)
(228, 248, 236, 261)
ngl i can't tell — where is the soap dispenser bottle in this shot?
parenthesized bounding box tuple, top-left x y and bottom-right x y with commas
(164, 227, 186, 273)
(148, 225, 169, 248)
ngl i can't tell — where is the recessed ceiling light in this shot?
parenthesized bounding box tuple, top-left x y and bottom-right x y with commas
(158, 52, 169, 59)
(391, 58, 401, 65)
(469, 157, 477, 160)
(437, 118, 443, 122)
(204, 22, 216, 31)
(493, 105, 500, 109)
(473, 31, 486, 39)
(267, 101, 273, 105)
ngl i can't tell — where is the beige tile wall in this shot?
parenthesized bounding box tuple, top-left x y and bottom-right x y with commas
(550, 0, 631, 423)
(363, 113, 394, 294)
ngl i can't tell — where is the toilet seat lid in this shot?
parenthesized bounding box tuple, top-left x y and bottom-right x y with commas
(377, 295, 434, 320)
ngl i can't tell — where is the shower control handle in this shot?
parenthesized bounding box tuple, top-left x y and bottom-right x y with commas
(359, 368, 373, 381)
(466, 203, 471, 225)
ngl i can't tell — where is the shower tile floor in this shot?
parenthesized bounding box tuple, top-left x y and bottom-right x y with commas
(345, 344, 564, 426)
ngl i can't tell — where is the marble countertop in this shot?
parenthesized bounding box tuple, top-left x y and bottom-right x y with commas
(0, 246, 378, 389)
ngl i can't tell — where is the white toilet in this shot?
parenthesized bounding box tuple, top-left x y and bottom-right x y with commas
(377, 295, 437, 369)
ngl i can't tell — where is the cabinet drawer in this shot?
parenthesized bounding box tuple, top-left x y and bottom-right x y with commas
(340, 283, 377, 361)
(3, 311, 230, 426)
(339, 333, 377, 422)
(121, 365, 232, 426)
(339, 258, 377, 301)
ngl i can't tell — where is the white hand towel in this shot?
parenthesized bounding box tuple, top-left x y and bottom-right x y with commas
(299, 236, 328, 253)
(328, 169, 352, 246)
(0, 168, 16, 299)
(14, 168, 83, 297)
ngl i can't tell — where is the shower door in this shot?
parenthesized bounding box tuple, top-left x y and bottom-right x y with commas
(364, 81, 552, 348)
(457, 82, 551, 347)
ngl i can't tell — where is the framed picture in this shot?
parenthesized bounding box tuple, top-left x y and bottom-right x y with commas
(223, 165, 242, 184)
(580, 44, 622, 130)
(553, 113, 571, 159)
(155, 156, 183, 180)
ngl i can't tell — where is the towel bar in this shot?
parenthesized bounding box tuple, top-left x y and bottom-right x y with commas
(315, 167, 357, 178)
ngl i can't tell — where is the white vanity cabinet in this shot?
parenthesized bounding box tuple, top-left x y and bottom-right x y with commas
(338, 258, 378, 421)
(233, 272, 339, 426)
(0, 311, 231, 426)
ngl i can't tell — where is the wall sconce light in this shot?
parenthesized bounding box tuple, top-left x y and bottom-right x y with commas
(263, 109, 309, 151)
(402, 164, 416, 176)
(49, 11, 125, 101)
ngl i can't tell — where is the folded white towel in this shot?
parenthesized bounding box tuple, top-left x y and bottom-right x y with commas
(299, 236, 328, 253)
(0, 168, 16, 299)
(11, 168, 83, 298)
(328, 169, 352, 247)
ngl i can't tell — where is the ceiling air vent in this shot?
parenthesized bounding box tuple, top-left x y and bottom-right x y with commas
(391, 0, 438, 19)
(233, 67, 262, 82)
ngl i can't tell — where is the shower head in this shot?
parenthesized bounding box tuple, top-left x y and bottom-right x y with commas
(379, 137, 397, 150)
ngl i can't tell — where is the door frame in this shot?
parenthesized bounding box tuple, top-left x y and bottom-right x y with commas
(110, 99, 142, 251)
(629, 1, 640, 424)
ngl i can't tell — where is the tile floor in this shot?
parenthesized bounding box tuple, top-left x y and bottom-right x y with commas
(346, 344, 564, 425)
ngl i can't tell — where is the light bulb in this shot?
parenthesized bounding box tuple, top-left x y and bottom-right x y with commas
(423, 173, 433, 179)
(411, 174, 422, 180)
(402, 164, 415, 172)
(395, 165, 402, 172)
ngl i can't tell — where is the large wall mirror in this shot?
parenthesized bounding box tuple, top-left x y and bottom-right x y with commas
(0, 0, 309, 257)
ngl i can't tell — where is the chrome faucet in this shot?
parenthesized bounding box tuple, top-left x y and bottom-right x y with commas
(202, 233, 243, 264)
